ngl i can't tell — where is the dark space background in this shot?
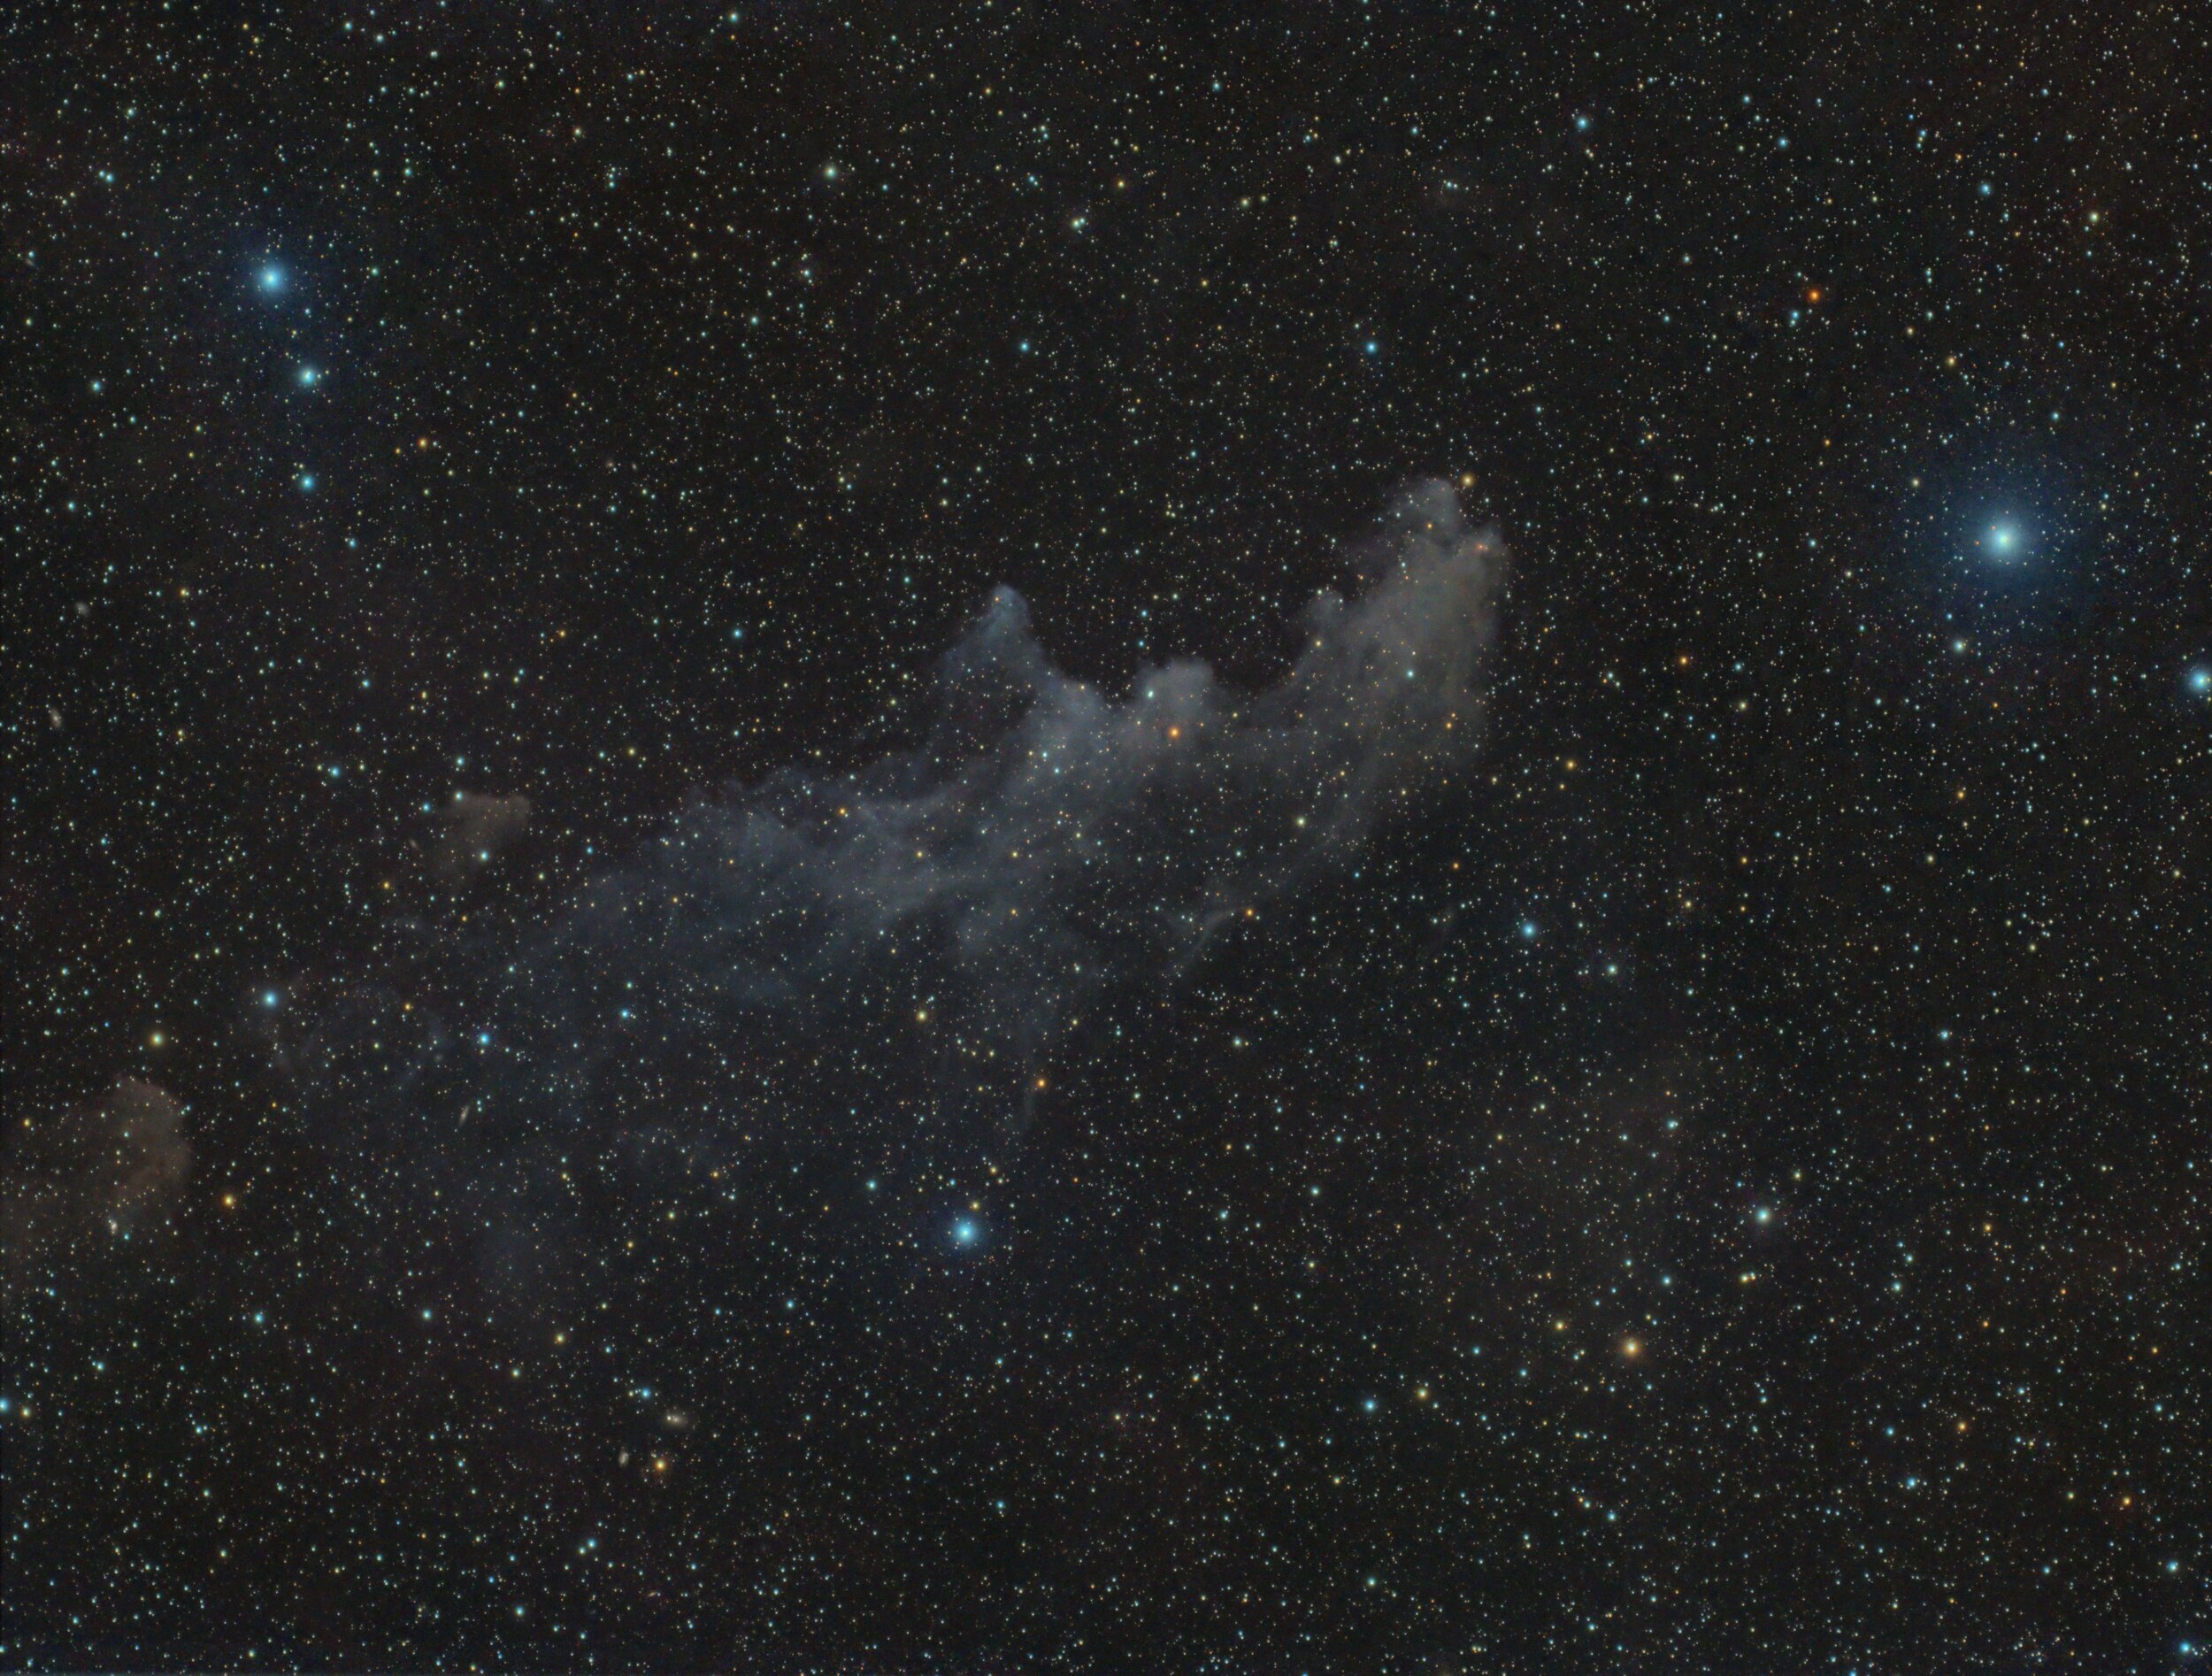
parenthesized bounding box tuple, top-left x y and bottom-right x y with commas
(6, 2, 2210, 1669)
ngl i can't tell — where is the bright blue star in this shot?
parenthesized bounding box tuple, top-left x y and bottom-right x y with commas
(298, 366, 319, 386)
(1363, 340, 1380, 355)
(2189, 666, 2211, 696)
(263, 990, 280, 1008)
(1520, 920, 1539, 940)
(1982, 521, 2023, 560)
(951, 1219, 979, 1246)
(259, 265, 283, 291)
(298, 473, 316, 491)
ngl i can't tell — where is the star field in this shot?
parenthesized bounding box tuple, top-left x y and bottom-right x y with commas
(7, 4, 2212, 1671)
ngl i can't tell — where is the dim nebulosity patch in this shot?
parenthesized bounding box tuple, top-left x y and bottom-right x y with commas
(3, 1080, 190, 1300)
(429, 789, 533, 878)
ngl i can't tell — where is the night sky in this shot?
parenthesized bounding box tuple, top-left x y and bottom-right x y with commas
(8, 4, 2212, 1670)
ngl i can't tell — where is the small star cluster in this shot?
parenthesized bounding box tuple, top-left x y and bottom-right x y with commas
(7, 4, 2210, 1671)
